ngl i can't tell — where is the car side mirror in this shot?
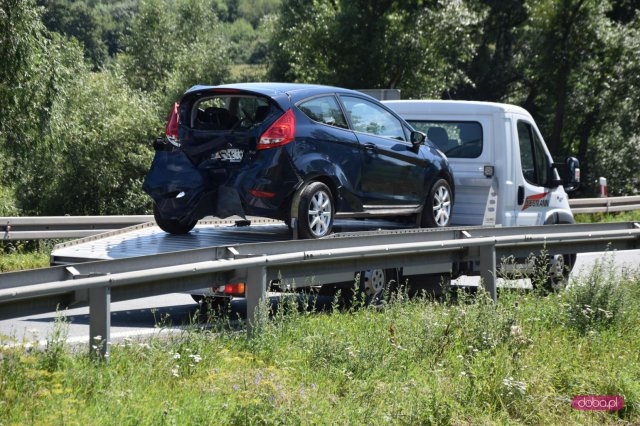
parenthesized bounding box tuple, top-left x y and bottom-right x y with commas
(410, 130, 426, 147)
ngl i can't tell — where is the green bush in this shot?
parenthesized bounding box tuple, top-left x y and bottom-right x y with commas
(562, 255, 628, 334)
(17, 70, 160, 215)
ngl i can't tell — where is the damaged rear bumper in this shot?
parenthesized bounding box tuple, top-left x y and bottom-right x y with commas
(143, 149, 246, 223)
(143, 147, 299, 224)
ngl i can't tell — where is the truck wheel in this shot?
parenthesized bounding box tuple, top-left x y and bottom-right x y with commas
(405, 273, 452, 298)
(192, 295, 230, 313)
(421, 179, 452, 228)
(543, 253, 575, 292)
(342, 268, 399, 306)
(297, 182, 334, 239)
(153, 204, 197, 234)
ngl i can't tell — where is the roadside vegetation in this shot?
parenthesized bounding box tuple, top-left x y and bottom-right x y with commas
(1, 258, 638, 424)
(0, 241, 52, 272)
(575, 210, 640, 224)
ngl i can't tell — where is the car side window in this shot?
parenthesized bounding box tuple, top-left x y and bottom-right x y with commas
(517, 121, 550, 187)
(341, 96, 405, 140)
(298, 96, 348, 129)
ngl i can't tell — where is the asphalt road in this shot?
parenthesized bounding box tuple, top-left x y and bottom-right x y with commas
(1, 249, 638, 348)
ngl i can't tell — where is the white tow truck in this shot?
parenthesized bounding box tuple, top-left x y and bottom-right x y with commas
(50, 100, 580, 304)
(383, 100, 580, 290)
(385, 100, 580, 228)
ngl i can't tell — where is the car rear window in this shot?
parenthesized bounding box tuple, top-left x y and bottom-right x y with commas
(409, 121, 482, 158)
(189, 95, 273, 131)
(298, 96, 348, 129)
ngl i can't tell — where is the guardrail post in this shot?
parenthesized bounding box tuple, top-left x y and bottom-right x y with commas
(245, 266, 267, 336)
(479, 243, 497, 302)
(89, 286, 111, 359)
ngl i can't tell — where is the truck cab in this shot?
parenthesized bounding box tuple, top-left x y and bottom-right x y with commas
(384, 100, 580, 227)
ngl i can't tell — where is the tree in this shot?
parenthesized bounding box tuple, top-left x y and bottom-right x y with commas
(268, 0, 482, 98)
(451, 0, 528, 101)
(38, 0, 109, 69)
(509, 0, 640, 194)
(119, 0, 230, 108)
(17, 70, 161, 215)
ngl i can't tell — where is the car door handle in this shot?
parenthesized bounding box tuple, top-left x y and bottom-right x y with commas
(363, 143, 376, 152)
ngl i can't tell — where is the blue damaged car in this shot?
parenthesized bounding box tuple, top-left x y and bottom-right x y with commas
(143, 83, 454, 238)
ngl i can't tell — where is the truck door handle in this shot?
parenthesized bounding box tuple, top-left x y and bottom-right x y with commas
(517, 185, 525, 205)
(363, 143, 376, 152)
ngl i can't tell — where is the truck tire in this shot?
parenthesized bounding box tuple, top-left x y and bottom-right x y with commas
(542, 253, 576, 292)
(421, 179, 452, 228)
(297, 182, 334, 239)
(341, 268, 399, 306)
(153, 204, 197, 234)
(404, 272, 452, 298)
(192, 295, 231, 313)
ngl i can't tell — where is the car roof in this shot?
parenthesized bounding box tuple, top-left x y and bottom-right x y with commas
(184, 82, 372, 100)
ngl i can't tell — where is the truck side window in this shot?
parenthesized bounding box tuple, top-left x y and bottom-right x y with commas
(517, 121, 550, 187)
(407, 121, 482, 158)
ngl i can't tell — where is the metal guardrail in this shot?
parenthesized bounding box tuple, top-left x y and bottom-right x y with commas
(569, 196, 640, 214)
(1, 197, 638, 240)
(0, 216, 278, 240)
(0, 216, 153, 240)
(1, 221, 639, 357)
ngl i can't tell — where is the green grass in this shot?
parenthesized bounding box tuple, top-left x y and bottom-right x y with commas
(1, 259, 639, 425)
(0, 251, 49, 272)
(0, 241, 52, 272)
(575, 209, 640, 223)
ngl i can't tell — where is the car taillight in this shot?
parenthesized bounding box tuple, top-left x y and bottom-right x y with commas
(165, 102, 180, 146)
(257, 109, 295, 150)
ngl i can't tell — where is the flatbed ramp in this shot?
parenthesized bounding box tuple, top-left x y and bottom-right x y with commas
(50, 217, 414, 265)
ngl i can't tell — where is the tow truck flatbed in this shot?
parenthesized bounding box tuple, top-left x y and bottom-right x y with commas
(50, 217, 416, 265)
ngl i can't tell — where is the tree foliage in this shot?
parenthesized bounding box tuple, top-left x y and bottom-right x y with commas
(119, 0, 229, 106)
(268, 0, 482, 98)
(19, 70, 160, 214)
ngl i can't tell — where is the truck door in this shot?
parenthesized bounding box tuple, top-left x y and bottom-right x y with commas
(512, 118, 554, 226)
(408, 118, 492, 226)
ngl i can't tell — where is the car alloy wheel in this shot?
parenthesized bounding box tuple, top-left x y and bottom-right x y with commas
(421, 179, 452, 228)
(297, 182, 334, 239)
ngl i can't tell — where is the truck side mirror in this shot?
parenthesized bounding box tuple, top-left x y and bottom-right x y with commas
(410, 130, 426, 147)
(551, 156, 580, 191)
(563, 156, 580, 192)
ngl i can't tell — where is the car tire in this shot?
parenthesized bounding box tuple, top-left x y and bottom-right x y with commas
(421, 178, 452, 228)
(297, 182, 334, 239)
(153, 204, 197, 234)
